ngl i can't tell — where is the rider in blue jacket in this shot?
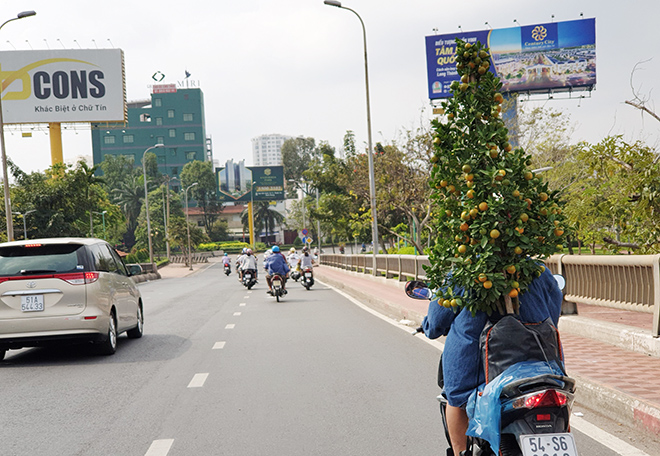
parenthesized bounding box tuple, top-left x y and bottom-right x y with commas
(423, 265, 563, 456)
(264, 245, 290, 294)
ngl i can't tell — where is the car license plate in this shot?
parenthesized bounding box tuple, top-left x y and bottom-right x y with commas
(520, 433, 577, 456)
(305, 273, 312, 277)
(21, 294, 44, 312)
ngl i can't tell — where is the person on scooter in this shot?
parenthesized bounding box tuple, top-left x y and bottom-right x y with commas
(422, 264, 563, 456)
(239, 248, 258, 281)
(299, 246, 314, 269)
(264, 245, 290, 295)
(222, 253, 231, 273)
(287, 247, 300, 270)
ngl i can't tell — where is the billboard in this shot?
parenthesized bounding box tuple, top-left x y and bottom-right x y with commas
(0, 49, 126, 123)
(425, 18, 596, 99)
(216, 165, 285, 202)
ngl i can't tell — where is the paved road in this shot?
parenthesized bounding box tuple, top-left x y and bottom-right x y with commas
(0, 263, 638, 455)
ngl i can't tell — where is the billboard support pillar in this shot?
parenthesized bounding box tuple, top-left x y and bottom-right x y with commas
(248, 201, 255, 248)
(49, 122, 63, 165)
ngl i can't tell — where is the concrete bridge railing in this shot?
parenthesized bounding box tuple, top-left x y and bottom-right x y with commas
(319, 253, 660, 337)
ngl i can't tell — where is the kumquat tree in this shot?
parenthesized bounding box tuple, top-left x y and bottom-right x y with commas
(426, 39, 569, 315)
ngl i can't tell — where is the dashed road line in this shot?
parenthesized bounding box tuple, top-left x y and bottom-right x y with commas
(243, 295, 250, 299)
(225, 324, 235, 329)
(188, 373, 209, 388)
(213, 341, 226, 350)
(145, 439, 174, 456)
(233, 312, 242, 316)
(239, 303, 246, 307)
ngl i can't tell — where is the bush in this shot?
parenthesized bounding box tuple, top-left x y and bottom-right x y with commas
(198, 241, 249, 253)
(293, 237, 302, 247)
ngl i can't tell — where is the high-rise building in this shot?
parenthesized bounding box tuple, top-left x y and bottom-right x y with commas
(91, 87, 210, 179)
(251, 133, 291, 166)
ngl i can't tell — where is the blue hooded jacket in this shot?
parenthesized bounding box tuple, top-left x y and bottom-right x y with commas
(265, 252, 290, 276)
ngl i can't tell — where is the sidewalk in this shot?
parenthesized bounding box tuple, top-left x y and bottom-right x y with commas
(314, 265, 660, 438)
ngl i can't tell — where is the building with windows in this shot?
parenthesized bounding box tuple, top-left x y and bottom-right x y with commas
(251, 133, 291, 166)
(91, 87, 211, 181)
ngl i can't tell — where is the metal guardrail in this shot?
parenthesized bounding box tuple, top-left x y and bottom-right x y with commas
(319, 253, 660, 337)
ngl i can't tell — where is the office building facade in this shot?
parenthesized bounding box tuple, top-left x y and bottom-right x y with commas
(91, 87, 210, 180)
(251, 133, 291, 166)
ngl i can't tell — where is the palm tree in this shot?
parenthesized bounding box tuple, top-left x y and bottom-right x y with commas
(113, 171, 144, 247)
(74, 161, 104, 236)
(241, 202, 285, 244)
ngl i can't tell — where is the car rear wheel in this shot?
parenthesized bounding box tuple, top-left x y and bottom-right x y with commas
(95, 313, 117, 355)
(126, 305, 144, 339)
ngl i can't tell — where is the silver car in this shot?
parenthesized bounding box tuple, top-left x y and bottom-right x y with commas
(0, 238, 144, 359)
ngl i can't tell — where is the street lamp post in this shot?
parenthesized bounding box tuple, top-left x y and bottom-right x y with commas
(185, 182, 198, 271)
(0, 11, 36, 241)
(142, 144, 164, 266)
(93, 210, 107, 239)
(323, 0, 379, 272)
(12, 209, 35, 240)
(163, 176, 179, 260)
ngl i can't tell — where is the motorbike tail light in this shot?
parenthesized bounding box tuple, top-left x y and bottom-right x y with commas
(536, 414, 552, 421)
(510, 389, 571, 410)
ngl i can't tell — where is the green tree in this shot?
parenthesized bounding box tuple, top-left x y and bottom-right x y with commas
(180, 160, 222, 234)
(113, 171, 145, 248)
(282, 137, 317, 197)
(241, 202, 285, 244)
(427, 39, 568, 315)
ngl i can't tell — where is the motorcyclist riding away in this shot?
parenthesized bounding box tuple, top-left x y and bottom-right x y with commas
(422, 264, 563, 456)
(287, 247, 300, 271)
(264, 245, 290, 295)
(239, 249, 258, 278)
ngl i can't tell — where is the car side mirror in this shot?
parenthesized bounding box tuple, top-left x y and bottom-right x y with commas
(405, 280, 432, 300)
(126, 264, 143, 277)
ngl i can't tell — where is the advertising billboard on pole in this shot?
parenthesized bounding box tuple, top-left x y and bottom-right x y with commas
(425, 18, 596, 99)
(0, 49, 126, 123)
(215, 165, 285, 202)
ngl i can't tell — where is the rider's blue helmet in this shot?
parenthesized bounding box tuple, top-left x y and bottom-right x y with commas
(272, 245, 280, 253)
(224, 253, 228, 256)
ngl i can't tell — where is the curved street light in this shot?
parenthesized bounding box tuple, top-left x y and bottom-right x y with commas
(0, 11, 36, 241)
(12, 209, 36, 240)
(93, 210, 108, 240)
(323, 0, 379, 270)
(185, 182, 198, 270)
(142, 144, 164, 265)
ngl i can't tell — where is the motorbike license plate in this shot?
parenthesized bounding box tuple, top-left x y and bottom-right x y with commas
(520, 433, 577, 456)
(273, 279, 281, 287)
(21, 294, 44, 312)
(305, 273, 312, 277)
(245, 274, 251, 279)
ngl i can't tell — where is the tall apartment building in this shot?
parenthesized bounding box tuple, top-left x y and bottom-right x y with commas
(251, 134, 291, 166)
(91, 87, 210, 181)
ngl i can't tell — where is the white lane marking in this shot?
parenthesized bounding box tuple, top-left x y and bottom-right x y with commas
(247, 290, 252, 293)
(145, 439, 174, 456)
(243, 295, 250, 299)
(225, 324, 235, 329)
(317, 278, 651, 456)
(233, 312, 242, 316)
(213, 341, 226, 350)
(239, 303, 246, 307)
(570, 416, 651, 456)
(187, 373, 209, 388)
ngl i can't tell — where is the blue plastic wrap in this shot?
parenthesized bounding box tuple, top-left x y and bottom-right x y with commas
(465, 360, 565, 451)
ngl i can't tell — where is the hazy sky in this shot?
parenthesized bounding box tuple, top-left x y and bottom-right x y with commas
(1, 0, 659, 173)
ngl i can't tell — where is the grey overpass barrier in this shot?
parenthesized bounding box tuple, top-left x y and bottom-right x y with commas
(320, 253, 660, 337)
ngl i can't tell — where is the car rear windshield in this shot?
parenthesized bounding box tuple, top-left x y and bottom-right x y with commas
(0, 244, 85, 277)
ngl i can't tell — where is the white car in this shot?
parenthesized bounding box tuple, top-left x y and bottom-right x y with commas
(0, 238, 144, 359)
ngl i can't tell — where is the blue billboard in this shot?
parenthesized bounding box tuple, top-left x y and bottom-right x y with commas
(425, 18, 596, 99)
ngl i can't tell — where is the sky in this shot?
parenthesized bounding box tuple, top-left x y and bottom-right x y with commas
(1, 0, 659, 174)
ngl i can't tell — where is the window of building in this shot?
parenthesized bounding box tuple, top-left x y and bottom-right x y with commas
(186, 151, 196, 160)
(154, 98, 162, 107)
(169, 129, 176, 138)
(123, 134, 134, 144)
(104, 136, 115, 144)
(184, 132, 195, 141)
(183, 113, 193, 122)
(156, 136, 164, 145)
(140, 113, 151, 122)
(157, 156, 165, 164)
(172, 167, 178, 176)
(171, 149, 178, 156)
(167, 109, 175, 118)
(156, 117, 163, 126)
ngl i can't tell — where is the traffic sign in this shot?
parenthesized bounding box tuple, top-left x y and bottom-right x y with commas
(301, 229, 308, 236)
(305, 237, 313, 244)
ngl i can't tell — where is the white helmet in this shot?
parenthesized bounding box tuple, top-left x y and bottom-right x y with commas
(290, 247, 296, 253)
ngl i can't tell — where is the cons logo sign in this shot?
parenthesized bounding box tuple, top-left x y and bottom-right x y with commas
(0, 49, 125, 123)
